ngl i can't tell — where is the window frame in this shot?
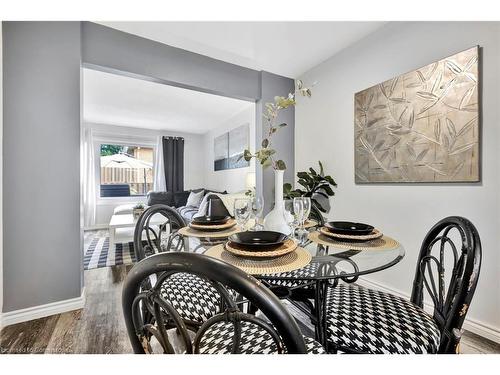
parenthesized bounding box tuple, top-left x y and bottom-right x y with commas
(93, 136, 157, 204)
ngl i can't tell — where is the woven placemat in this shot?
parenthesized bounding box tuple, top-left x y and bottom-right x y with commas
(178, 225, 241, 238)
(304, 219, 319, 229)
(225, 239, 298, 258)
(204, 245, 312, 275)
(319, 227, 383, 241)
(308, 231, 400, 251)
(189, 218, 237, 231)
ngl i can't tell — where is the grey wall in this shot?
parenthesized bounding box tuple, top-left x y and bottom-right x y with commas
(256, 71, 295, 213)
(81, 22, 260, 102)
(296, 22, 500, 337)
(2, 22, 82, 311)
(2, 22, 295, 313)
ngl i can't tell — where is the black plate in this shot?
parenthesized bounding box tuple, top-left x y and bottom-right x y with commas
(191, 215, 230, 226)
(324, 221, 374, 236)
(228, 231, 288, 250)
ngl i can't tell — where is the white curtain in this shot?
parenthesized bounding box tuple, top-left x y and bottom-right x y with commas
(153, 135, 166, 192)
(82, 127, 96, 228)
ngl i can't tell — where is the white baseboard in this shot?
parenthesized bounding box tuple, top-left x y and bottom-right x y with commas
(1, 288, 86, 328)
(355, 277, 500, 344)
(84, 224, 108, 231)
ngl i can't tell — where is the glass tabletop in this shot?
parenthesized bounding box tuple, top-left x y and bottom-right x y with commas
(258, 241, 405, 282)
(186, 234, 405, 282)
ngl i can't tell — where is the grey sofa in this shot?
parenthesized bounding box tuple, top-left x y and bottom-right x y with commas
(147, 189, 230, 223)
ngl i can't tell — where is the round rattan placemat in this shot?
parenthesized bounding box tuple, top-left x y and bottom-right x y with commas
(178, 225, 241, 238)
(189, 218, 237, 231)
(308, 231, 400, 251)
(303, 219, 319, 229)
(225, 239, 298, 258)
(204, 245, 312, 275)
(319, 227, 383, 241)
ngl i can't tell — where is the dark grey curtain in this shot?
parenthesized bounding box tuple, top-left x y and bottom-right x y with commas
(162, 136, 184, 191)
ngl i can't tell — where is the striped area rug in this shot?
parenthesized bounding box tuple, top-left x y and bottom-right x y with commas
(84, 232, 136, 270)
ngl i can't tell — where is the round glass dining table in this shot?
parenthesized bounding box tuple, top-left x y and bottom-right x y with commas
(185, 232, 405, 284)
(183, 229, 405, 343)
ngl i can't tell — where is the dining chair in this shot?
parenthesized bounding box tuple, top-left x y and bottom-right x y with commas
(134, 205, 223, 329)
(134, 204, 186, 257)
(122, 252, 325, 354)
(322, 216, 482, 354)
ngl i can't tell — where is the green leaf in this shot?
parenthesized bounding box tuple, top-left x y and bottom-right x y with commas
(262, 158, 272, 168)
(324, 175, 337, 186)
(309, 167, 317, 176)
(278, 123, 287, 128)
(275, 160, 286, 170)
(243, 149, 253, 162)
(261, 138, 269, 148)
(283, 183, 292, 194)
(297, 179, 308, 188)
(318, 161, 324, 176)
(321, 185, 335, 196)
(297, 171, 311, 181)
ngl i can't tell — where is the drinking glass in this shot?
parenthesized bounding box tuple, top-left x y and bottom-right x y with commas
(283, 199, 302, 239)
(250, 195, 264, 231)
(234, 198, 251, 231)
(294, 197, 311, 240)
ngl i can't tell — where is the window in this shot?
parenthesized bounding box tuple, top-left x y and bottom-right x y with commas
(99, 143, 154, 197)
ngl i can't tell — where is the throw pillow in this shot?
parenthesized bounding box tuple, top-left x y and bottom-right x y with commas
(173, 191, 190, 207)
(186, 190, 204, 208)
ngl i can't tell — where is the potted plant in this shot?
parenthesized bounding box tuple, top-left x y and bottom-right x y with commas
(284, 161, 337, 214)
(241, 80, 313, 234)
(133, 203, 146, 219)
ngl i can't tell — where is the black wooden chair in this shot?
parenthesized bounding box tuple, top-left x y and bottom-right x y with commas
(122, 252, 325, 354)
(134, 205, 223, 329)
(322, 216, 482, 354)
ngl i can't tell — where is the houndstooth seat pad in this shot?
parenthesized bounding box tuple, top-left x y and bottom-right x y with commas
(198, 320, 325, 354)
(160, 273, 222, 323)
(264, 262, 320, 289)
(325, 285, 440, 354)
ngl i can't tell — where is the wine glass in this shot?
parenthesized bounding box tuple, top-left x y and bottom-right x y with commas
(234, 198, 251, 231)
(283, 199, 302, 240)
(250, 195, 264, 231)
(294, 197, 311, 241)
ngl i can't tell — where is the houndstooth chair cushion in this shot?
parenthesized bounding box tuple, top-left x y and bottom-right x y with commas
(264, 262, 320, 289)
(325, 285, 440, 354)
(160, 273, 222, 324)
(198, 320, 325, 354)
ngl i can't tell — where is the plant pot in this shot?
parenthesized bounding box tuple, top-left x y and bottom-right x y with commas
(263, 169, 291, 235)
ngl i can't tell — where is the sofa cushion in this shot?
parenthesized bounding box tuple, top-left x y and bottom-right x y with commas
(113, 204, 136, 215)
(147, 191, 175, 206)
(177, 205, 200, 222)
(173, 191, 191, 207)
(186, 190, 204, 208)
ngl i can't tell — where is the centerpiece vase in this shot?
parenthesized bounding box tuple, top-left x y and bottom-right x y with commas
(263, 169, 291, 235)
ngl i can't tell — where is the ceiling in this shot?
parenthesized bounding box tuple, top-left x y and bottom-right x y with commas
(97, 21, 387, 78)
(83, 68, 254, 133)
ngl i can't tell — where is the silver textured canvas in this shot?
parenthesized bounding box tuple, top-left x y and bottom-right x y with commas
(355, 46, 479, 183)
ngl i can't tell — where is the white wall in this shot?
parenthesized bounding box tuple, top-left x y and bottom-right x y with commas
(85, 122, 205, 226)
(296, 22, 500, 340)
(203, 106, 256, 193)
